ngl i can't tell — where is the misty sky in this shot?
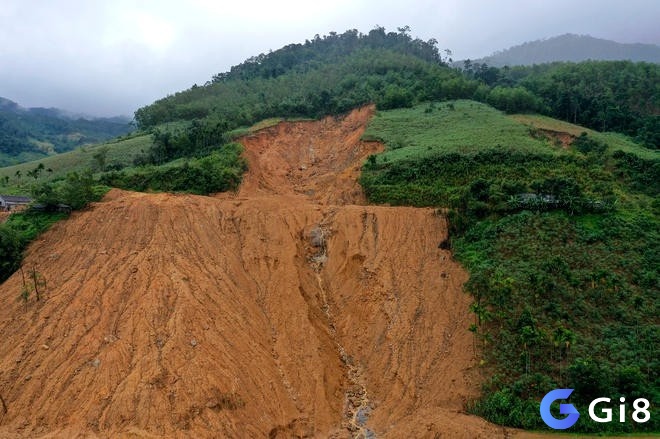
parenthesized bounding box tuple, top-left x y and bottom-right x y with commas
(1, 0, 658, 117)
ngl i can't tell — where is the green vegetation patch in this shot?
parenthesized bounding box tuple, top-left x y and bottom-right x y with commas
(466, 61, 659, 149)
(511, 114, 659, 160)
(362, 100, 557, 163)
(0, 105, 133, 166)
(0, 171, 108, 283)
(0, 133, 153, 193)
(457, 210, 658, 432)
(99, 142, 246, 194)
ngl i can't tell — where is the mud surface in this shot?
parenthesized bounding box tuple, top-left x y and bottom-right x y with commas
(0, 107, 529, 437)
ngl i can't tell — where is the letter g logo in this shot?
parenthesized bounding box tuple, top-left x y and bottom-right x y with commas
(540, 388, 580, 429)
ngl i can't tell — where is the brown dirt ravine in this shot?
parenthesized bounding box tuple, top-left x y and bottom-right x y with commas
(0, 106, 530, 438)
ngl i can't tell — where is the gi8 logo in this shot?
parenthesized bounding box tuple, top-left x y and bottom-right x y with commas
(540, 388, 652, 429)
(540, 389, 580, 430)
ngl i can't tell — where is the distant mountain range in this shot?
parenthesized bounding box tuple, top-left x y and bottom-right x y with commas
(463, 34, 660, 67)
(0, 97, 133, 166)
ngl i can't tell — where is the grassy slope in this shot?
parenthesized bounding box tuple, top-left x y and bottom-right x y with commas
(360, 100, 588, 208)
(0, 134, 152, 194)
(364, 101, 656, 162)
(511, 114, 658, 160)
(361, 100, 659, 433)
(363, 100, 553, 161)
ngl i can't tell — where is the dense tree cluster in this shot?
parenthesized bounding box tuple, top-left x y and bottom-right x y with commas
(458, 210, 659, 432)
(100, 143, 246, 194)
(133, 27, 470, 158)
(0, 170, 106, 283)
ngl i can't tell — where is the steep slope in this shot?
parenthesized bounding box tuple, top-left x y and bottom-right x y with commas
(235, 106, 379, 205)
(0, 107, 505, 437)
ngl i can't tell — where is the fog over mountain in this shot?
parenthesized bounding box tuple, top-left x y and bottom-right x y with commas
(1, 0, 658, 116)
(466, 34, 660, 67)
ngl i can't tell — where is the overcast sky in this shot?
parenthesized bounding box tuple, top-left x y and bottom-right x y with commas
(1, 0, 658, 117)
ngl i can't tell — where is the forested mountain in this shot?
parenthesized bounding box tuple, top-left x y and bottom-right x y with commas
(135, 28, 658, 154)
(134, 27, 453, 130)
(468, 34, 660, 67)
(0, 97, 133, 166)
(132, 27, 466, 164)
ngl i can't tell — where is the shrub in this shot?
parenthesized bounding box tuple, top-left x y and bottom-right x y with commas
(32, 170, 103, 210)
(0, 225, 22, 283)
(572, 133, 607, 156)
(100, 143, 246, 195)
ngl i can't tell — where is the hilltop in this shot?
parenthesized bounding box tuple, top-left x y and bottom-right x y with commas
(465, 33, 660, 67)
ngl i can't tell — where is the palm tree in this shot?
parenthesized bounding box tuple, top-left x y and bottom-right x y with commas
(553, 327, 576, 385)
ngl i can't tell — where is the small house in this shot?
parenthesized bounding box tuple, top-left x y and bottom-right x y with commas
(0, 194, 32, 211)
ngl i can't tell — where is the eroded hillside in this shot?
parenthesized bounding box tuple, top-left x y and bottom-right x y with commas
(0, 107, 508, 438)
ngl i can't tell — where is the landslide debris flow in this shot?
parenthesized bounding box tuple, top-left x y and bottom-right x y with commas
(0, 106, 508, 438)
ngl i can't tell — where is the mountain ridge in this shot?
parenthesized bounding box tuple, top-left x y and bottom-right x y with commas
(0, 96, 132, 123)
(463, 33, 660, 67)
(0, 96, 133, 166)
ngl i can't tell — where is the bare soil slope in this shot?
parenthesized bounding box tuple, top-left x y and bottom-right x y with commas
(0, 107, 510, 437)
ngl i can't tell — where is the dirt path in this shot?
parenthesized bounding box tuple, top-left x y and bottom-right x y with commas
(0, 107, 535, 437)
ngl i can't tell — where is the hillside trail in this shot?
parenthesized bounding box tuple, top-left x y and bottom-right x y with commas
(1, 106, 537, 438)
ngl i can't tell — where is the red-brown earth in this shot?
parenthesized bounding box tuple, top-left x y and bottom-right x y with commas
(0, 107, 571, 437)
